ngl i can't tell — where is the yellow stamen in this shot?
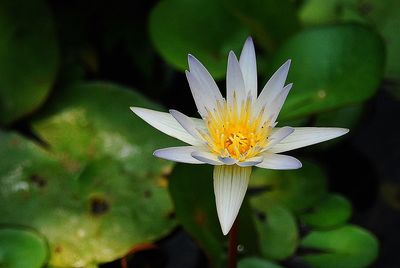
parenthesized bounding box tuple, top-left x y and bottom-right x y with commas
(204, 98, 271, 161)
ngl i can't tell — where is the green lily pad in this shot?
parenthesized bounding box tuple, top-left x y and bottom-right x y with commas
(238, 257, 283, 268)
(273, 24, 385, 120)
(32, 82, 178, 175)
(1, 83, 178, 267)
(0, 227, 48, 268)
(300, 0, 400, 85)
(299, 0, 363, 26)
(255, 204, 298, 260)
(149, 0, 299, 79)
(169, 164, 260, 267)
(0, 0, 58, 124)
(299, 194, 352, 229)
(361, 0, 400, 83)
(249, 161, 327, 213)
(300, 225, 379, 268)
(149, 0, 246, 79)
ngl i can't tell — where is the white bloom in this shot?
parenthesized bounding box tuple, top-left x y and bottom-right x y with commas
(130, 37, 348, 235)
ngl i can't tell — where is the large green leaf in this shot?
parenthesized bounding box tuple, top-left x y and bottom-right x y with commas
(299, 194, 352, 229)
(149, 0, 299, 79)
(273, 24, 385, 120)
(299, 0, 362, 26)
(169, 164, 259, 267)
(314, 104, 363, 129)
(300, 225, 379, 268)
(249, 161, 327, 213)
(238, 257, 283, 268)
(149, 0, 246, 79)
(0, 0, 58, 124)
(0, 227, 48, 268)
(222, 0, 299, 52)
(0, 83, 177, 267)
(255, 204, 298, 260)
(361, 0, 400, 84)
(300, 0, 400, 84)
(31, 82, 177, 175)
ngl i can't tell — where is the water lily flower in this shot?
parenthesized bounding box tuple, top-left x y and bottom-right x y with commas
(130, 37, 348, 235)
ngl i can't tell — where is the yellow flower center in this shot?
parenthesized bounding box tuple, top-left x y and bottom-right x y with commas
(200, 97, 272, 161)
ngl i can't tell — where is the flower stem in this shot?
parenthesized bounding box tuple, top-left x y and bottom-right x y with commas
(228, 219, 238, 268)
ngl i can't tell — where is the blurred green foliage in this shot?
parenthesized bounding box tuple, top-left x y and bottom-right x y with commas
(0, 227, 48, 268)
(0, 84, 177, 267)
(0, 0, 396, 267)
(0, 0, 58, 124)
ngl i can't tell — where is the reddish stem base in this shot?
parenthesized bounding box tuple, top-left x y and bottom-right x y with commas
(228, 219, 238, 268)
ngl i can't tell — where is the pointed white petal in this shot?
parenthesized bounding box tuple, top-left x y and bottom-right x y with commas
(188, 55, 223, 105)
(237, 156, 264, 167)
(185, 70, 216, 117)
(227, 51, 246, 107)
(130, 107, 202, 146)
(169, 109, 202, 140)
(268, 127, 349, 153)
(264, 126, 294, 150)
(265, 83, 292, 123)
(214, 165, 251, 235)
(191, 151, 224, 165)
(256, 60, 291, 110)
(239, 37, 257, 98)
(154, 146, 204, 164)
(256, 153, 302, 170)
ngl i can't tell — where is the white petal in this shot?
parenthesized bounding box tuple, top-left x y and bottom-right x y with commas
(191, 151, 224, 165)
(237, 156, 264, 167)
(188, 55, 223, 99)
(130, 107, 202, 146)
(154, 146, 204, 164)
(239, 37, 257, 98)
(218, 156, 238, 165)
(185, 70, 216, 117)
(227, 51, 246, 108)
(169, 109, 202, 140)
(256, 153, 302, 170)
(187, 55, 223, 116)
(213, 165, 252, 235)
(265, 83, 292, 123)
(264, 126, 294, 150)
(256, 60, 291, 110)
(268, 127, 349, 154)
(192, 116, 207, 131)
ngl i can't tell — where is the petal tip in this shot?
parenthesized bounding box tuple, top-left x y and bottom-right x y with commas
(188, 54, 200, 67)
(244, 36, 254, 49)
(333, 128, 350, 137)
(282, 59, 292, 69)
(130, 106, 145, 116)
(187, 54, 196, 67)
(295, 159, 303, 169)
(221, 224, 231, 236)
(228, 50, 238, 60)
